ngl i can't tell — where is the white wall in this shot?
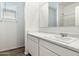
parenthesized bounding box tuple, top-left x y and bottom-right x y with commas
(25, 2, 40, 54)
(16, 2, 25, 48)
(0, 2, 25, 51)
(0, 22, 17, 51)
(40, 2, 48, 27)
(25, 2, 39, 32)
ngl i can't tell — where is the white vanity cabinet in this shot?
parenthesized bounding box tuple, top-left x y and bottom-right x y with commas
(40, 40, 79, 56)
(27, 35, 39, 56)
(27, 34, 79, 56)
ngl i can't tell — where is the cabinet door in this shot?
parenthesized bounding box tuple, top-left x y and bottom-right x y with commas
(40, 45, 58, 56)
(28, 35, 38, 56)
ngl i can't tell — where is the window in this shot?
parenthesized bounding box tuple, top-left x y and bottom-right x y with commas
(0, 2, 16, 21)
(3, 8, 16, 19)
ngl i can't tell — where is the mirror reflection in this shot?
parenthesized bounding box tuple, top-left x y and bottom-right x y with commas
(40, 2, 79, 27)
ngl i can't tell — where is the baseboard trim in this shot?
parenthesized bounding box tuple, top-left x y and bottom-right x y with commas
(0, 46, 24, 52)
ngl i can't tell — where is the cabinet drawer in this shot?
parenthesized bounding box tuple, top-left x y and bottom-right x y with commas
(27, 34, 38, 43)
(40, 40, 79, 56)
(40, 45, 58, 56)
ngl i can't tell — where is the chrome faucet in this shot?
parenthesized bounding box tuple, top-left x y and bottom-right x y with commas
(60, 33, 67, 37)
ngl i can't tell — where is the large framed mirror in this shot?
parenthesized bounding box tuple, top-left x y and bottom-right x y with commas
(39, 2, 79, 27)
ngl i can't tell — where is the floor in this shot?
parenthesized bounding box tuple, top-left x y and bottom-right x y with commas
(0, 47, 25, 56)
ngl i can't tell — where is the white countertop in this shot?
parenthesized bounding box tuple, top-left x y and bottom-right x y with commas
(27, 32, 79, 53)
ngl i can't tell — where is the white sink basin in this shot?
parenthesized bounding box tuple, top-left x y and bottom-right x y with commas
(40, 33, 78, 44)
(55, 36, 77, 44)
